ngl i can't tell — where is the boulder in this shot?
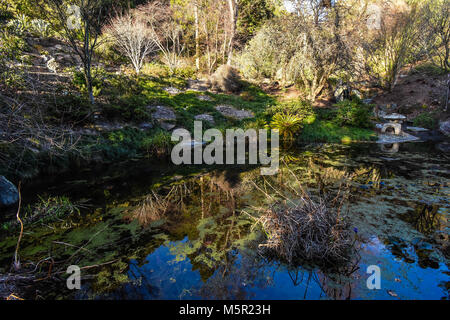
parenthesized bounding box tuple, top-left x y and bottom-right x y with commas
(187, 79, 209, 92)
(164, 87, 183, 95)
(351, 89, 363, 100)
(160, 122, 176, 131)
(139, 123, 154, 131)
(148, 106, 177, 122)
(215, 105, 254, 121)
(195, 114, 215, 124)
(334, 82, 350, 102)
(197, 95, 213, 102)
(439, 120, 450, 137)
(0, 176, 19, 208)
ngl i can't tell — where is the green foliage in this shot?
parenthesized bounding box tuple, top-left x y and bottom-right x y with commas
(266, 99, 314, 120)
(47, 93, 92, 123)
(2, 196, 81, 231)
(237, 0, 276, 42)
(6, 13, 30, 35)
(413, 112, 436, 129)
(72, 67, 108, 97)
(300, 121, 378, 143)
(411, 63, 447, 76)
(270, 112, 304, 141)
(0, 30, 27, 60)
(334, 99, 374, 129)
(30, 19, 52, 37)
(142, 130, 174, 156)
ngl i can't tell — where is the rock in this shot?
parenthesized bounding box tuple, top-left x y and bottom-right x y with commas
(334, 81, 351, 102)
(381, 123, 402, 135)
(148, 106, 177, 122)
(215, 105, 254, 120)
(406, 127, 429, 133)
(439, 120, 450, 137)
(194, 114, 215, 124)
(351, 89, 363, 100)
(139, 123, 154, 131)
(436, 142, 450, 153)
(363, 98, 374, 105)
(197, 95, 213, 102)
(94, 122, 124, 132)
(0, 176, 19, 208)
(210, 65, 243, 93)
(164, 87, 183, 95)
(187, 79, 209, 92)
(160, 122, 176, 131)
(46, 57, 59, 73)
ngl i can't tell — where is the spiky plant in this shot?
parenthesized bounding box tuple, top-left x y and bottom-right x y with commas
(270, 112, 304, 141)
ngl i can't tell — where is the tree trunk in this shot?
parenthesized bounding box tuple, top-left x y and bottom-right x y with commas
(226, 0, 237, 66)
(84, 23, 95, 105)
(194, 2, 200, 71)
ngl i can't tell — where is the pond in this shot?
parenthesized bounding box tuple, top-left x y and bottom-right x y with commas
(0, 142, 448, 300)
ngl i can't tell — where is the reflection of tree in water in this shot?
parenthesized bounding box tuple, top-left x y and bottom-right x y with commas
(198, 249, 273, 300)
(124, 164, 365, 299)
(400, 203, 445, 236)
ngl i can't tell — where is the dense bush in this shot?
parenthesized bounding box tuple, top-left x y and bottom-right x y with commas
(334, 99, 374, 128)
(413, 112, 436, 129)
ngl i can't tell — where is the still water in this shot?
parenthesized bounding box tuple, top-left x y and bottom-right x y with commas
(1, 142, 448, 300)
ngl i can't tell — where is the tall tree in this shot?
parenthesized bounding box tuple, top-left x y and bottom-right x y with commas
(41, 0, 106, 105)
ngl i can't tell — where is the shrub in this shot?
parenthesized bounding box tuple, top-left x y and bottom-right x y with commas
(334, 99, 373, 128)
(251, 172, 356, 267)
(266, 99, 314, 120)
(30, 19, 51, 38)
(174, 65, 197, 79)
(413, 112, 436, 129)
(210, 65, 243, 93)
(270, 113, 304, 141)
(142, 130, 174, 156)
(141, 62, 170, 78)
(72, 67, 107, 97)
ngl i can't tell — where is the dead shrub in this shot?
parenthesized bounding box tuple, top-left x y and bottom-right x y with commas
(209, 65, 243, 93)
(247, 171, 357, 267)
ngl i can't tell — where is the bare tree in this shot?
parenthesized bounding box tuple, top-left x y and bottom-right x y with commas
(41, 0, 105, 105)
(104, 10, 158, 74)
(138, 2, 186, 74)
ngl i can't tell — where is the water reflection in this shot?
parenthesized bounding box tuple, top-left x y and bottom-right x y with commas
(3, 142, 449, 300)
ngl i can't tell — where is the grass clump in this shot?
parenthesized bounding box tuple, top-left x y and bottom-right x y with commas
(2, 196, 82, 231)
